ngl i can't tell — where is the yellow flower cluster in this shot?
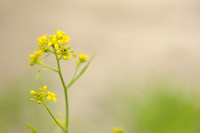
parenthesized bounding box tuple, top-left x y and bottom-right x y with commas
(37, 30, 73, 60)
(111, 127, 124, 133)
(28, 30, 89, 66)
(30, 86, 57, 104)
(79, 54, 88, 63)
(29, 50, 43, 66)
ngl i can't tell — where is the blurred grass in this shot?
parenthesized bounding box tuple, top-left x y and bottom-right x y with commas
(2, 74, 200, 133)
(133, 89, 200, 133)
(107, 78, 200, 133)
(0, 74, 56, 133)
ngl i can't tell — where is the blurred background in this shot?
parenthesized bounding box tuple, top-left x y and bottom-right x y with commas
(1, 0, 200, 133)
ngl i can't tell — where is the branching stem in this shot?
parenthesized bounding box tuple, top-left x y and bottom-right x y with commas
(55, 54, 69, 133)
(42, 102, 67, 133)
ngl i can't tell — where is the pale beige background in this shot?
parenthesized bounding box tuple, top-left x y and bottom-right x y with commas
(1, 0, 200, 133)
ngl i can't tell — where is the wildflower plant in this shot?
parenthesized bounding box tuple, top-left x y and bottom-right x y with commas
(27, 30, 123, 133)
(27, 30, 94, 133)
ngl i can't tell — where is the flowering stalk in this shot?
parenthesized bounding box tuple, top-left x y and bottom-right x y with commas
(42, 101, 67, 132)
(27, 30, 124, 133)
(55, 53, 69, 131)
(28, 30, 93, 133)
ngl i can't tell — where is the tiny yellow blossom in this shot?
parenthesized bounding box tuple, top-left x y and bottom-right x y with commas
(29, 54, 35, 59)
(46, 91, 57, 102)
(52, 35, 58, 44)
(37, 34, 48, 46)
(29, 61, 34, 66)
(56, 30, 65, 39)
(111, 127, 124, 133)
(47, 96, 51, 100)
(48, 42, 52, 46)
(73, 53, 76, 57)
(63, 54, 71, 60)
(52, 97, 57, 102)
(61, 36, 70, 45)
(66, 45, 70, 50)
(38, 50, 43, 56)
(70, 50, 74, 53)
(28, 50, 43, 66)
(30, 90, 36, 95)
(56, 50, 61, 55)
(29, 86, 57, 104)
(79, 54, 88, 62)
(34, 51, 38, 55)
(30, 98, 35, 101)
(43, 85, 47, 92)
(39, 88, 43, 92)
(54, 44, 59, 49)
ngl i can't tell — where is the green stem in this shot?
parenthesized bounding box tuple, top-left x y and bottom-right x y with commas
(39, 63, 58, 73)
(72, 63, 80, 80)
(42, 102, 67, 133)
(55, 54, 69, 133)
(66, 54, 95, 90)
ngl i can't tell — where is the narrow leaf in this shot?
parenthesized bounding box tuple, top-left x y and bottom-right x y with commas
(76, 54, 95, 80)
(35, 70, 41, 81)
(43, 53, 51, 59)
(26, 124, 38, 133)
(67, 54, 95, 89)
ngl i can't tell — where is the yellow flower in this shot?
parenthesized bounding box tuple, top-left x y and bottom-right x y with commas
(61, 36, 70, 45)
(38, 50, 43, 56)
(29, 86, 57, 104)
(54, 44, 59, 49)
(47, 91, 57, 102)
(39, 88, 43, 92)
(52, 35, 58, 44)
(43, 85, 47, 92)
(47, 96, 52, 100)
(73, 53, 76, 57)
(56, 50, 61, 55)
(79, 54, 88, 62)
(29, 54, 36, 60)
(30, 90, 35, 95)
(48, 42, 52, 46)
(56, 30, 66, 39)
(30, 98, 35, 101)
(66, 45, 70, 50)
(28, 50, 43, 66)
(111, 127, 124, 133)
(63, 54, 71, 60)
(37, 34, 48, 46)
(52, 97, 57, 102)
(29, 30, 79, 63)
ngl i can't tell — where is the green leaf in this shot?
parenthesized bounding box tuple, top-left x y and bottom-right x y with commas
(35, 70, 41, 81)
(43, 53, 51, 59)
(66, 54, 95, 89)
(26, 124, 38, 133)
(58, 130, 63, 133)
(76, 54, 95, 80)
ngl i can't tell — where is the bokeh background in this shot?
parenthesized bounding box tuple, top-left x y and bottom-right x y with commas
(1, 0, 200, 133)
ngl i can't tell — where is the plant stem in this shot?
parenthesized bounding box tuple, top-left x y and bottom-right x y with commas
(55, 54, 69, 133)
(42, 102, 67, 133)
(66, 54, 95, 90)
(39, 63, 58, 72)
(72, 63, 80, 80)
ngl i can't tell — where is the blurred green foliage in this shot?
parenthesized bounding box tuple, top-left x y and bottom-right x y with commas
(107, 79, 200, 133)
(133, 90, 200, 133)
(0, 75, 55, 133)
